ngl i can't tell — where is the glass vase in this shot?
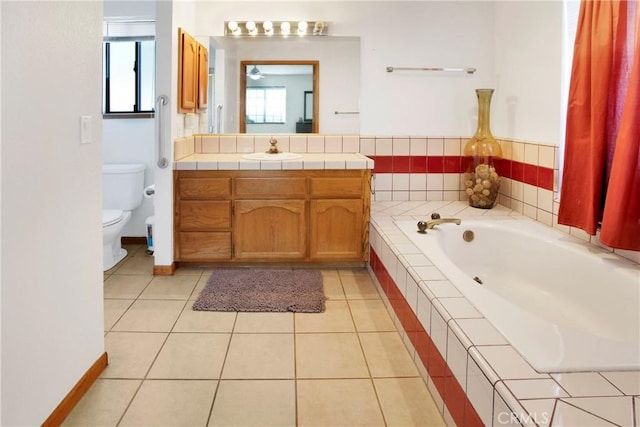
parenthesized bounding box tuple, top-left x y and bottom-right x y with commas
(463, 88, 502, 209)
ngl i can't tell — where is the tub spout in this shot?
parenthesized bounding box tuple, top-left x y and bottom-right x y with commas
(417, 218, 462, 233)
(427, 218, 461, 228)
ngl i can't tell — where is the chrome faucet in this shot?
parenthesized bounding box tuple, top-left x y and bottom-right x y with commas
(417, 213, 462, 233)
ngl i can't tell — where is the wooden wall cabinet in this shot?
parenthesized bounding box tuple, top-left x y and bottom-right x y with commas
(174, 170, 371, 264)
(178, 28, 208, 113)
(197, 43, 208, 110)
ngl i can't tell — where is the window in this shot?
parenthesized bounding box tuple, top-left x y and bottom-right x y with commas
(245, 87, 286, 123)
(558, 0, 581, 196)
(103, 39, 155, 114)
(102, 20, 156, 116)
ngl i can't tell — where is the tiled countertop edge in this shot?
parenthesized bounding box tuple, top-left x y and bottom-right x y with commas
(173, 153, 374, 171)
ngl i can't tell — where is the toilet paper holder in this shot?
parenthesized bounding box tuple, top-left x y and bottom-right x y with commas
(144, 184, 155, 198)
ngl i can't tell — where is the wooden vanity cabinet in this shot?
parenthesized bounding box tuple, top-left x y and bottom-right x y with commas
(173, 170, 371, 264)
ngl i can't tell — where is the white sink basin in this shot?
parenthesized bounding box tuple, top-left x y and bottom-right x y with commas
(242, 152, 304, 161)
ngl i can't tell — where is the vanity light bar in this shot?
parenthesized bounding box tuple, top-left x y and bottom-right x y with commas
(224, 21, 328, 37)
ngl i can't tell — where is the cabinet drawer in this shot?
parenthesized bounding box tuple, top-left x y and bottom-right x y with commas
(178, 201, 230, 230)
(310, 177, 362, 198)
(178, 177, 231, 199)
(235, 177, 307, 198)
(177, 232, 231, 261)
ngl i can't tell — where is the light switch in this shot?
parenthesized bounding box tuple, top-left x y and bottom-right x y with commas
(80, 115, 92, 144)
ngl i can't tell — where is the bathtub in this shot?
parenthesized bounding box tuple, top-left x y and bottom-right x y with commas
(395, 218, 640, 373)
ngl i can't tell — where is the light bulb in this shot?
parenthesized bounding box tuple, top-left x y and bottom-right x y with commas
(280, 21, 290, 35)
(297, 21, 308, 35)
(227, 21, 238, 32)
(263, 21, 273, 35)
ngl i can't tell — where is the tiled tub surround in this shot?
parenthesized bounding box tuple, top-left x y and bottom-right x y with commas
(368, 200, 640, 427)
(394, 218, 640, 373)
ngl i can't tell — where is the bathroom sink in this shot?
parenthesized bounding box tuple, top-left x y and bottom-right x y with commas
(242, 152, 303, 161)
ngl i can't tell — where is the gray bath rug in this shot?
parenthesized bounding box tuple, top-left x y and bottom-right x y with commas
(193, 269, 326, 313)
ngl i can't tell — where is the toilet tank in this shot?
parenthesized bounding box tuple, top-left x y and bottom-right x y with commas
(103, 163, 146, 210)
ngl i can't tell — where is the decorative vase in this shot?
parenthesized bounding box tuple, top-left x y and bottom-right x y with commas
(463, 88, 502, 209)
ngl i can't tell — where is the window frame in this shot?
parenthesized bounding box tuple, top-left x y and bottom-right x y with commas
(103, 36, 155, 118)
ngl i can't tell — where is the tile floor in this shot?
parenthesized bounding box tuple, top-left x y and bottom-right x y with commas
(63, 244, 446, 427)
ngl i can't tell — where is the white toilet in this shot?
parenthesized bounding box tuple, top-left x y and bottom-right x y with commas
(103, 163, 146, 271)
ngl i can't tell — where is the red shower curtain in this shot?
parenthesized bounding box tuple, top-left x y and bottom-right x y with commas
(558, 0, 640, 251)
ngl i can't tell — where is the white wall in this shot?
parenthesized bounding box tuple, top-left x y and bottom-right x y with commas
(493, 1, 563, 146)
(153, 0, 198, 267)
(195, 1, 496, 137)
(104, 0, 156, 237)
(1, 2, 104, 425)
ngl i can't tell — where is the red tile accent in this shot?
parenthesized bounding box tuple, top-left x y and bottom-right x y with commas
(410, 156, 427, 173)
(387, 282, 405, 324)
(523, 164, 538, 186)
(444, 366, 466, 427)
(371, 245, 491, 427)
(461, 156, 474, 174)
(494, 158, 511, 179)
(379, 266, 390, 296)
(369, 155, 552, 194)
(428, 341, 446, 397)
(427, 156, 444, 173)
(414, 326, 431, 370)
(402, 303, 419, 345)
(511, 161, 524, 182)
(538, 166, 554, 191)
(373, 156, 393, 173)
(393, 155, 411, 173)
(444, 156, 462, 173)
(464, 400, 485, 427)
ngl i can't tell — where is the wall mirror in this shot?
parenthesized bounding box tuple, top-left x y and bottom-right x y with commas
(239, 60, 319, 133)
(208, 36, 360, 134)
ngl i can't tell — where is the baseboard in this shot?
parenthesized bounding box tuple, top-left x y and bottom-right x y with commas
(42, 352, 108, 427)
(153, 263, 175, 275)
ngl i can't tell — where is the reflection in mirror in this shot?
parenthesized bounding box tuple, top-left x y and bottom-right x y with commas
(240, 60, 319, 133)
(208, 36, 360, 134)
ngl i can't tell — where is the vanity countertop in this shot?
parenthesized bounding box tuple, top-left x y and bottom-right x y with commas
(174, 153, 374, 171)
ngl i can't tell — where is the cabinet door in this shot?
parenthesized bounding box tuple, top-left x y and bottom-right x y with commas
(234, 200, 307, 260)
(197, 43, 208, 110)
(310, 199, 364, 261)
(178, 29, 197, 112)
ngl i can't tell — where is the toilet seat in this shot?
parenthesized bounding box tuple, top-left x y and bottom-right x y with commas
(103, 209, 124, 227)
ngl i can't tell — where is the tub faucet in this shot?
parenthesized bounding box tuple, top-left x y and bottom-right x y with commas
(426, 218, 462, 228)
(417, 213, 462, 233)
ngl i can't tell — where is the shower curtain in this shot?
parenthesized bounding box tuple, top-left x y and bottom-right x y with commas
(558, 0, 640, 251)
